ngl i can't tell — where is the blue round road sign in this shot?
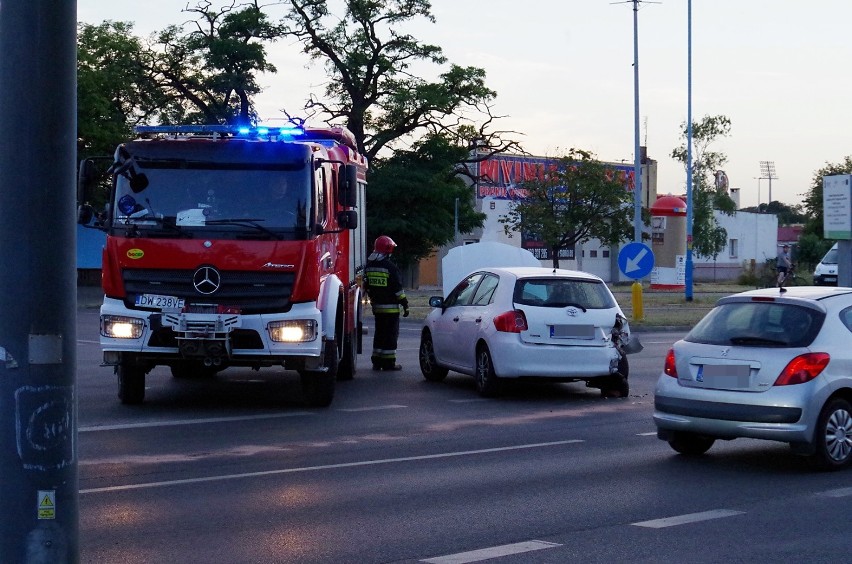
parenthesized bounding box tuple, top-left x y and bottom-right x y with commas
(618, 242, 654, 280)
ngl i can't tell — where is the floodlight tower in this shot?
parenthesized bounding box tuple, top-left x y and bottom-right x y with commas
(759, 161, 778, 205)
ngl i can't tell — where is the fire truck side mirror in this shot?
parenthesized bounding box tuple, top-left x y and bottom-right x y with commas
(337, 164, 358, 208)
(77, 203, 94, 225)
(77, 158, 98, 204)
(337, 210, 358, 230)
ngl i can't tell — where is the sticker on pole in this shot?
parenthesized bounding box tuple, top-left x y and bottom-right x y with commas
(38, 490, 56, 520)
(618, 242, 655, 280)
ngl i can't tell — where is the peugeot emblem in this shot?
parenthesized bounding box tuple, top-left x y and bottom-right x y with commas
(193, 266, 221, 295)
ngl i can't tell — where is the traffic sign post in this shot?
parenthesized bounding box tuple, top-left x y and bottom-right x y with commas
(618, 243, 655, 321)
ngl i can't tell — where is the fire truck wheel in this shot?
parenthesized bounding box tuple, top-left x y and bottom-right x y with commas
(337, 331, 357, 381)
(117, 363, 146, 405)
(301, 340, 337, 407)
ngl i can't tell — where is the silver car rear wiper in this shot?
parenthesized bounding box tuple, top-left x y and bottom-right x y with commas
(729, 336, 787, 346)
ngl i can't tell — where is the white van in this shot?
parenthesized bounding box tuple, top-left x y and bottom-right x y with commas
(813, 243, 838, 286)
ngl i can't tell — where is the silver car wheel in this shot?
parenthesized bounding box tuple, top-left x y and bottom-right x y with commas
(825, 407, 852, 463)
(419, 331, 448, 382)
(475, 345, 500, 398)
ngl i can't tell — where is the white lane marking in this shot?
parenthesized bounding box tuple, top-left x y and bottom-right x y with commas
(78, 339, 101, 345)
(421, 540, 562, 564)
(79, 412, 315, 432)
(337, 405, 407, 412)
(817, 487, 852, 498)
(79, 439, 583, 494)
(632, 509, 745, 528)
(450, 399, 489, 403)
(636, 432, 658, 436)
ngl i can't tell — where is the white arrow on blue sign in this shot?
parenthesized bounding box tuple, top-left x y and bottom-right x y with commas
(618, 242, 655, 280)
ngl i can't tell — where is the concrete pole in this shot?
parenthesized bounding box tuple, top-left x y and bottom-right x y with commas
(0, 0, 79, 561)
(685, 0, 695, 302)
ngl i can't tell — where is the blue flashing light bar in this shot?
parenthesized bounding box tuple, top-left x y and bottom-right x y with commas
(134, 124, 307, 139)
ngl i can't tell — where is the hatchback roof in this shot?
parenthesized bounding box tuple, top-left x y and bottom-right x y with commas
(482, 266, 603, 282)
(719, 286, 852, 303)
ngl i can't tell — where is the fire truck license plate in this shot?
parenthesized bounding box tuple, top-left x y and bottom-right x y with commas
(135, 294, 185, 309)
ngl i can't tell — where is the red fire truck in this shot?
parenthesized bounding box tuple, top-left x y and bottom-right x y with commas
(77, 124, 368, 407)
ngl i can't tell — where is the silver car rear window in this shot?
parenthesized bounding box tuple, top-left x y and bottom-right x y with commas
(685, 302, 824, 347)
(513, 278, 616, 309)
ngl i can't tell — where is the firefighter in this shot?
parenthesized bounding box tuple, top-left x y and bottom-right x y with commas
(363, 235, 409, 371)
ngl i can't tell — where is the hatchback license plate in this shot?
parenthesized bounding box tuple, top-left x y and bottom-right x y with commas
(551, 324, 595, 339)
(698, 364, 750, 388)
(135, 293, 185, 310)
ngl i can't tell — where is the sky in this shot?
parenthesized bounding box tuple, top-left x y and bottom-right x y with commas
(76, 1, 852, 209)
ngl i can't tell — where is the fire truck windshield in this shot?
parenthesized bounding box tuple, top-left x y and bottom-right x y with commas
(113, 164, 311, 235)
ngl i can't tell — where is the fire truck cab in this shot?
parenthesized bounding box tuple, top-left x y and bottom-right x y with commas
(78, 124, 368, 407)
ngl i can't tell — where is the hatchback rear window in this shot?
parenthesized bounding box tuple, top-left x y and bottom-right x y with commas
(513, 278, 616, 309)
(685, 302, 824, 347)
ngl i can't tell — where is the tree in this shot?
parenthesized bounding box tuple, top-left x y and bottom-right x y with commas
(280, 0, 519, 162)
(280, 0, 518, 274)
(79, 1, 281, 146)
(739, 201, 806, 225)
(77, 21, 165, 158)
(801, 155, 852, 239)
(796, 232, 833, 271)
(367, 134, 486, 269)
(670, 115, 737, 260)
(498, 149, 635, 269)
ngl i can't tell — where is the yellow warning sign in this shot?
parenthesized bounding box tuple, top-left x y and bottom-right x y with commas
(37, 490, 55, 520)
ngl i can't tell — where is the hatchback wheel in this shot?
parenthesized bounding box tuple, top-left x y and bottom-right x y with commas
(810, 398, 852, 471)
(668, 431, 715, 455)
(475, 345, 500, 398)
(419, 331, 448, 382)
(601, 374, 629, 398)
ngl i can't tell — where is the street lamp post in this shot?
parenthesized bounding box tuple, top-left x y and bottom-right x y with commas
(631, 0, 642, 245)
(685, 0, 694, 301)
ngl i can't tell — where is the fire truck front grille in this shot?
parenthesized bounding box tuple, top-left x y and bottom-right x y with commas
(123, 269, 296, 314)
(148, 328, 264, 350)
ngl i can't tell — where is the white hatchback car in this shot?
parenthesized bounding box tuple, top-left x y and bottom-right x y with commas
(419, 267, 640, 397)
(654, 286, 852, 470)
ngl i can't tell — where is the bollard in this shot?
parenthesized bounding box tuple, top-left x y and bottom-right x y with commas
(631, 281, 644, 321)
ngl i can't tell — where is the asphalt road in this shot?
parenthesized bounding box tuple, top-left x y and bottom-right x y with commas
(74, 309, 852, 563)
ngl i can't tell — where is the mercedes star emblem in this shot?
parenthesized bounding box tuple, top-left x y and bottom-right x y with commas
(193, 266, 221, 295)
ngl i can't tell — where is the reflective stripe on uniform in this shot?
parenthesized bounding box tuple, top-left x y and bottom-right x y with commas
(372, 348, 396, 359)
(365, 267, 390, 287)
(373, 304, 400, 313)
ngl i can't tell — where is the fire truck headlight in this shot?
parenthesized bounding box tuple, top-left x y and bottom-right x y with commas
(101, 315, 145, 339)
(268, 319, 318, 343)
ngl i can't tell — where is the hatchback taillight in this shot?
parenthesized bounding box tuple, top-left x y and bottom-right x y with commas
(773, 352, 830, 386)
(664, 348, 678, 377)
(493, 310, 528, 333)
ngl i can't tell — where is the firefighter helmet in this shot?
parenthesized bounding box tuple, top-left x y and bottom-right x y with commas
(374, 235, 397, 254)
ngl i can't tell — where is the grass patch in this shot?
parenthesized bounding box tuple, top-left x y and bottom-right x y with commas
(379, 283, 753, 328)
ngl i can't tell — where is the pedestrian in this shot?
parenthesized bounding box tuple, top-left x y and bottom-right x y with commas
(363, 235, 409, 371)
(777, 244, 792, 292)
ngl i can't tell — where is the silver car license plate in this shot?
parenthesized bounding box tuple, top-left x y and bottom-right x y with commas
(698, 364, 750, 388)
(550, 324, 595, 339)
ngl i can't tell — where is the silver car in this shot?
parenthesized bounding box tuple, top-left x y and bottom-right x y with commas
(419, 267, 641, 398)
(654, 286, 852, 470)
